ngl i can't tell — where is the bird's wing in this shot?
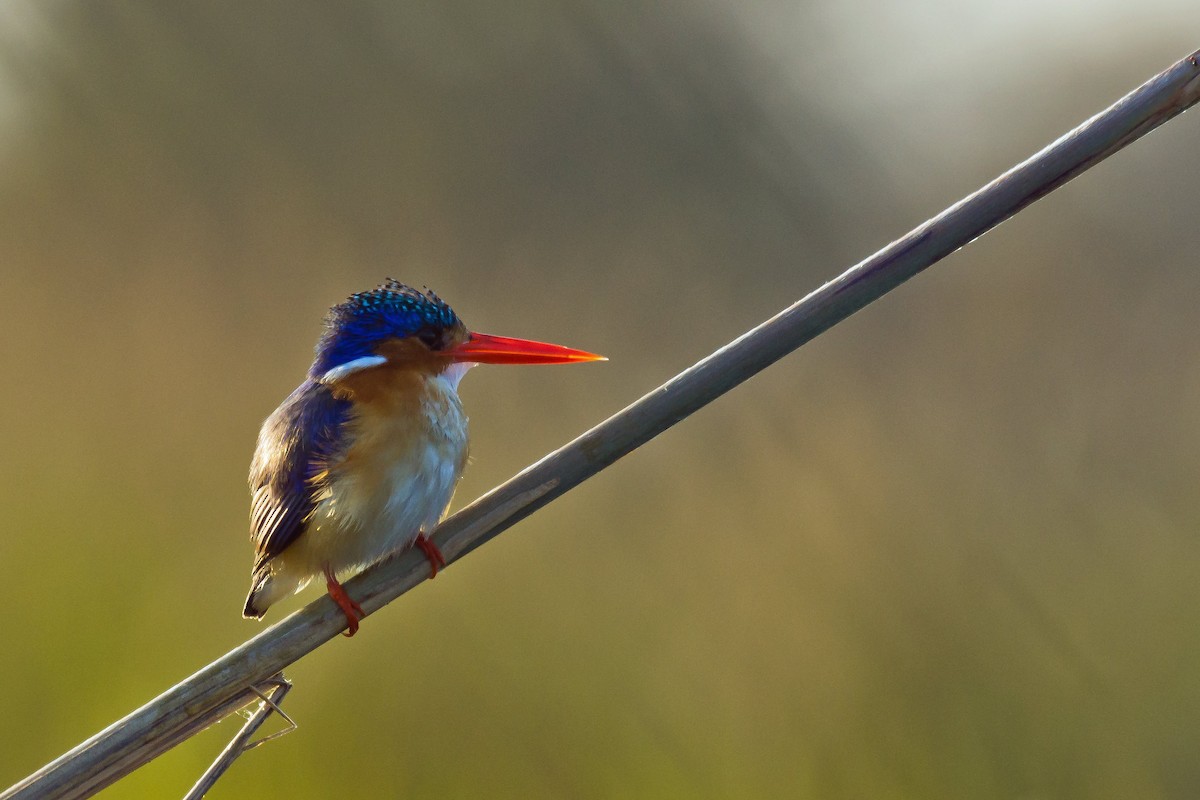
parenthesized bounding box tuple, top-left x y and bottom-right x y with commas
(248, 380, 351, 574)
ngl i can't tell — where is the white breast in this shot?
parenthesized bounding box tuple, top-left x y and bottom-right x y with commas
(289, 369, 470, 580)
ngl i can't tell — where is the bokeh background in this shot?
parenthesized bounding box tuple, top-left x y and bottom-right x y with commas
(1, 2, 1198, 798)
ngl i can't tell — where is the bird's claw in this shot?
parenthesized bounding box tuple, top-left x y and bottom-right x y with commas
(415, 533, 447, 579)
(324, 567, 366, 637)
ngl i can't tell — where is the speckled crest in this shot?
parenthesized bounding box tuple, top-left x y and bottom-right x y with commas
(338, 279, 456, 329)
(310, 279, 461, 377)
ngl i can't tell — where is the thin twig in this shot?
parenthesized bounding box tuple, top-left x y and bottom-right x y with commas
(181, 675, 294, 800)
(4, 48, 1198, 800)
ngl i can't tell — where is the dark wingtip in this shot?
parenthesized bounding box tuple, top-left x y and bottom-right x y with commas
(242, 591, 266, 620)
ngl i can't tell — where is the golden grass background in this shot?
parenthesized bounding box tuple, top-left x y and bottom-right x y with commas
(1, 3, 1198, 797)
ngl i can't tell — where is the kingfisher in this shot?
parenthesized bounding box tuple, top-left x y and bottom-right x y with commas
(243, 279, 604, 635)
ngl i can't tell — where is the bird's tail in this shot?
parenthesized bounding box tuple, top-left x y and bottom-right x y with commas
(243, 568, 310, 619)
(242, 570, 274, 619)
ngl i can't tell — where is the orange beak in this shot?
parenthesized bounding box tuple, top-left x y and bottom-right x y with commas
(447, 332, 606, 365)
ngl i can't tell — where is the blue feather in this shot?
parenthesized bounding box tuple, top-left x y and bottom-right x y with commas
(248, 379, 351, 578)
(309, 280, 459, 379)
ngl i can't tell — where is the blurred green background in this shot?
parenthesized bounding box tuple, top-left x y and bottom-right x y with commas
(1, 2, 1198, 798)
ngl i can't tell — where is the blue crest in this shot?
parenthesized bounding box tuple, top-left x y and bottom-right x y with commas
(310, 279, 460, 378)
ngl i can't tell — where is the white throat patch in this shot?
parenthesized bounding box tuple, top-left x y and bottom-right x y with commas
(440, 361, 476, 391)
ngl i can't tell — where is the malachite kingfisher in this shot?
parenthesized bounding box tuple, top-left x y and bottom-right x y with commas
(243, 279, 604, 635)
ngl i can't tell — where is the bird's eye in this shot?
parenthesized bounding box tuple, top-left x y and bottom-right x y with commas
(417, 328, 443, 350)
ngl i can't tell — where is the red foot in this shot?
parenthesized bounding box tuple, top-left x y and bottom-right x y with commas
(415, 533, 447, 579)
(324, 566, 366, 637)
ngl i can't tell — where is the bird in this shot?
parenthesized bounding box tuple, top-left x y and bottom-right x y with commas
(243, 279, 604, 635)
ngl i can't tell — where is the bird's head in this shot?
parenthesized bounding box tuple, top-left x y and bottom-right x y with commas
(311, 279, 603, 386)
